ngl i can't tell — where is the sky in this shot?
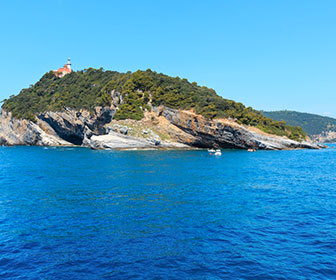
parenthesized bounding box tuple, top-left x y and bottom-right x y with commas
(0, 0, 336, 117)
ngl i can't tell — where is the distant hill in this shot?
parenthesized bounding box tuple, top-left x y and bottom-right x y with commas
(261, 110, 336, 136)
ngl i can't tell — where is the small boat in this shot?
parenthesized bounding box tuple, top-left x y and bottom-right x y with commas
(214, 150, 222, 156)
(248, 148, 256, 152)
(208, 149, 215, 153)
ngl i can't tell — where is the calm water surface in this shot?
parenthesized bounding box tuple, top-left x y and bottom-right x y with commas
(0, 146, 335, 279)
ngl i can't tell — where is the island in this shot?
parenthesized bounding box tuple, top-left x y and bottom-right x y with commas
(0, 66, 323, 150)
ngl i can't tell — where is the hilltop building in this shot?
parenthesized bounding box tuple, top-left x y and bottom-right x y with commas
(54, 58, 72, 77)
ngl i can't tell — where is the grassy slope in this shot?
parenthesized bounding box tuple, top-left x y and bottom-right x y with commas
(2, 68, 306, 141)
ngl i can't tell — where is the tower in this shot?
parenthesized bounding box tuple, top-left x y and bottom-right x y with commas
(67, 58, 71, 71)
(54, 58, 72, 77)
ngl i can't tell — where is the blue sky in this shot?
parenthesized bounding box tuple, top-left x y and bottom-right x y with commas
(1, 0, 336, 116)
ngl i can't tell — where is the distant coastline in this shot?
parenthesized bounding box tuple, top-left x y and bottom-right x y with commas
(262, 110, 336, 143)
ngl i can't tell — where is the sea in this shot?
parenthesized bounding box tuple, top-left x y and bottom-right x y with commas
(0, 145, 335, 279)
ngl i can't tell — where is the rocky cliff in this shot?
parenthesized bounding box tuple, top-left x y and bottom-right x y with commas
(152, 106, 321, 150)
(0, 106, 113, 147)
(0, 105, 323, 150)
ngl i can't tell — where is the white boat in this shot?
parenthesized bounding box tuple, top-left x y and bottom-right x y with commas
(214, 151, 222, 156)
(208, 149, 215, 153)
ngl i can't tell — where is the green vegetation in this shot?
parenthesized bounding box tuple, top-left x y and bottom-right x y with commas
(262, 110, 336, 136)
(2, 68, 119, 121)
(2, 68, 306, 141)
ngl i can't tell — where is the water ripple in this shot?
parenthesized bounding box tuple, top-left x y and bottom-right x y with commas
(0, 146, 335, 279)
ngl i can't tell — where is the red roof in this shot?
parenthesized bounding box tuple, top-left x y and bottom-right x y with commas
(57, 64, 72, 73)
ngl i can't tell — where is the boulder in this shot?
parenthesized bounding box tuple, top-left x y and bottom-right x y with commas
(119, 126, 128, 135)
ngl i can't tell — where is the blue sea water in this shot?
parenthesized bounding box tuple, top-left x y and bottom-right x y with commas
(0, 146, 335, 279)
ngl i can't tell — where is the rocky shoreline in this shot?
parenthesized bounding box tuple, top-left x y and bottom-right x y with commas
(0, 106, 325, 150)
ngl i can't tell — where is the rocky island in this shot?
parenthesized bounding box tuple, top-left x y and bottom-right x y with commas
(0, 67, 323, 150)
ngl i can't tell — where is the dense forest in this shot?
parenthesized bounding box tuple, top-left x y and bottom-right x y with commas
(2, 68, 306, 141)
(262, 110, 336, 136)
